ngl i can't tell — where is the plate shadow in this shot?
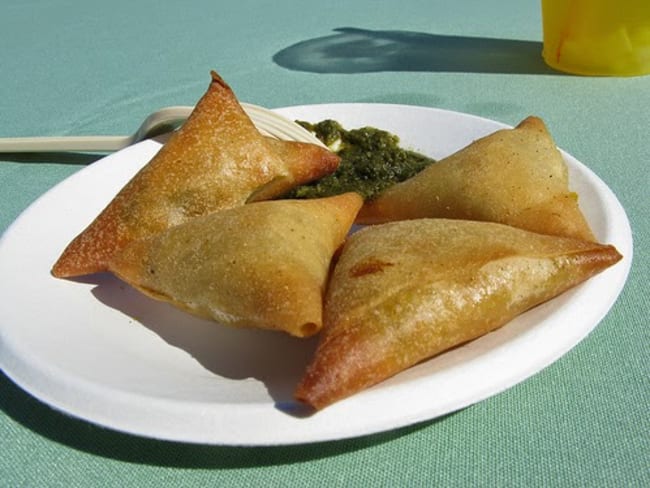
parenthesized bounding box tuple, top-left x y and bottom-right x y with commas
(89, 274, 319, 412)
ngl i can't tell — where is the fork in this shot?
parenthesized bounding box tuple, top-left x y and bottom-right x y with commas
(0, 103, 323, 153)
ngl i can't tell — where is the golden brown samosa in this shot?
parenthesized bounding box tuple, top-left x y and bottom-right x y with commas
(266, 138, 339, 187)
(295, 219, 622, 409)
(109, 193, 363, 338)
(52, 71, 339, 278)
(358, 117, 595, 242)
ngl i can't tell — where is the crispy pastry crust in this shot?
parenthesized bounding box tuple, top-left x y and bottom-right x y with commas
(358, 117, 595, 242)
(109, 193, 363, 337)
(296, 219, 621, 409)
(52, 71, 339, 278)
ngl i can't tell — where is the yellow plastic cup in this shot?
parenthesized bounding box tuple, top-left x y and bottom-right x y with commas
(541, 0, 650, 76)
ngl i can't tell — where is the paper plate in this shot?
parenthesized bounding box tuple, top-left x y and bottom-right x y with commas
(0, 104, 632, 445)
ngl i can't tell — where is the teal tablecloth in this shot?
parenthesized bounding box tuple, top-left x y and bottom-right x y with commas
(1, 1, 648, 486)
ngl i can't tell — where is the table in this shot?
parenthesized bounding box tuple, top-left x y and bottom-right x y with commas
(1, 1, 648, 486)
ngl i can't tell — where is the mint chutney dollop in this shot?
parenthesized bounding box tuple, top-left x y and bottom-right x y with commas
(284, 120, 436, 200)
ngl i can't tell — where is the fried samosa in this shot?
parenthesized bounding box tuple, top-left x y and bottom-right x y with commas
(52, 71, 339, 278)
(295, 219, 622, 409)
(108, 192, 363, 338)
(266, 138, 339, 187)
(358, 117, 595, 242)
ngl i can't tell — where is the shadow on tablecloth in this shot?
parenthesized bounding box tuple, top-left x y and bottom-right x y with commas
(0, 152, 104, 165)
(0, 369, 448, 467)
(274, 27, 559, 75)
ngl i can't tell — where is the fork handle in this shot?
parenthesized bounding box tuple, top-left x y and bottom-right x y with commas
(0, 135, 132, 153)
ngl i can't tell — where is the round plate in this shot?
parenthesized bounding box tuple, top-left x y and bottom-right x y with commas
(0, 104, 632, 445)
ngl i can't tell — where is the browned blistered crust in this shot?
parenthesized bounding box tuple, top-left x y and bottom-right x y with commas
(358, 116, 595, 242)
(109, 193, 363, 338)
(295, 219, 621, 409)
(52, 71, 340, 278)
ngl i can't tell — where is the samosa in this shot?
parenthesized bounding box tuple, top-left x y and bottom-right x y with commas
(295, 219, 622, 409)
(52, 71, 339, 278)
(266, 138, 339, 187)
(358, 117, 595, 242)
(109, 193, 363, 338)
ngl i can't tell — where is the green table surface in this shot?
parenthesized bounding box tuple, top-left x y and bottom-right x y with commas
(1, 0, 648, 486)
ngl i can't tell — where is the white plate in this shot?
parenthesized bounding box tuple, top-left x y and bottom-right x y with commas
(0, 104, 632, 446)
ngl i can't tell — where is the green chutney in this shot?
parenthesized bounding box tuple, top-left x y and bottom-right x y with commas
(285, 120, 436, 200)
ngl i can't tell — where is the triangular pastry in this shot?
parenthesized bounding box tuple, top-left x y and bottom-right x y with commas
(358, 117, 595, 242)
(266, 138, 339, 188)
(52, 71, 339, 278)
(295, 218, 622, 409)
(108, 193, 363, 338)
